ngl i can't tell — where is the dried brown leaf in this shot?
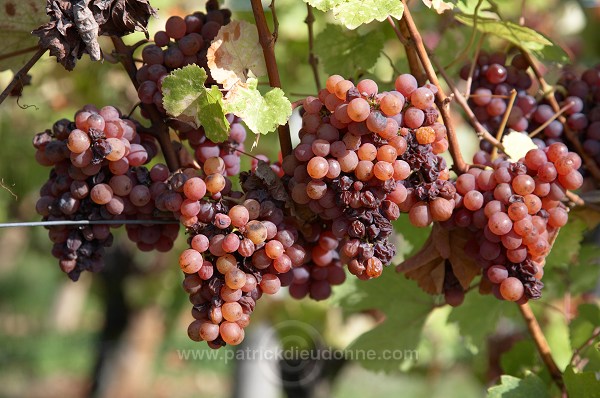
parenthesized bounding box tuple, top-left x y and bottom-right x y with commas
(32, 0, 155, 70)
(398, 224, 480, 294)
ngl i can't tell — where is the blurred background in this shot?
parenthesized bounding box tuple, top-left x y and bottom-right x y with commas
(1, 0, 599, 397)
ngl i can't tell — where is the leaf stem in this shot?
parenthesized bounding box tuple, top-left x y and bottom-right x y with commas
(430, 54, 505, 152)
(570, 326, 600, 371)
(110, 37, 180, 172)
(305, 4, 321, 92)
(518, 302, 565, 391)
(250, 0, 293, 158)
(398, 3, 468, 174)
(491, 89, 517, 159)
(0, 47, 46, 106)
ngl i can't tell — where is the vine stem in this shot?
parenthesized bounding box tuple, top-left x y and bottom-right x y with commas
(387, 16, 426, 85)
(430, 54, 505, 151)
(0, 47, 46, 107)
(110, 37, 179, 172)
(305, 4, 321, 92)
(398, 3, 468, 174)
(522, 51, 600, 181)
(518, 303, 565, 391)
(250, 0, 293, 158)
(570, 326, 600, 370)
(491, 89, 517, 159)
(0, 45, 40, 62)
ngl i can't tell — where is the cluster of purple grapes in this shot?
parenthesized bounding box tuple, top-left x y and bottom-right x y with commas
(33, 106, 178, 280)
(136, 0, 231, 113)
(461, 52, 535, 143)
(553, 66, 600, 165)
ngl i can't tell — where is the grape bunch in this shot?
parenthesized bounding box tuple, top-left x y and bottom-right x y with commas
(33, 105, 178, 280)
(551, 66, 600, 165)
(460, 52, 535, 142)
(440, 143, 583, 303)
(135, 0, 247, 177)
(172, 160, 308, 347)
(281, 72, 452, 281)
(136, 0, 231, 113)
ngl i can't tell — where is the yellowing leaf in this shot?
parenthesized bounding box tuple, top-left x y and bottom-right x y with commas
(502, 130, 538, 161)
(421, 0, 454, 14)
(207, 20, 266, 90)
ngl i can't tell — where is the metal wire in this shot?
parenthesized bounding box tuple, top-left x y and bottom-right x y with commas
(0, 219, 179, 228)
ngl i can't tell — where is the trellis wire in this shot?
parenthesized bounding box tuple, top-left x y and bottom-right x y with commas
(0, 219, 179, 228)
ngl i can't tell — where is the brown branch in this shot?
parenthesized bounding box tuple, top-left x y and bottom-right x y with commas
(250, 0, 293, 158)
(518, 303, 565, 391)
(398, 3, 468, 174)
(522, 51, 600, 181)
(463, 34, 485, 97)
(110, 37, 179, 172)
(0, 47, 46, 107)
(430, 54, 505, 152)
(491, 89, 517, 159)
(269, 0, 279, 41)
(570, 326, 600, 370)
(0, 46, 40, 62)
(305, 4, 321, 92)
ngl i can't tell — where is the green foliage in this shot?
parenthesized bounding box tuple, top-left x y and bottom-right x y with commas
(546, 217, 587, 270)
(564, 366, 600, 398)
(447, 292, 518, 353)
(334, 219, 434, 372)
(0, 0, 46, 72)
(314, 24, 384, 78)
(161, 65, 229, 142)
(454, 14, 568, 62)
(569, 303, 600, 371)
(304, 0, 404, 30)
(223, 78, 292, 136)
(487, 374, 551, 398)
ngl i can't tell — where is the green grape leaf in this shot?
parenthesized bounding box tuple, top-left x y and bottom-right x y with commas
(500, 340, 539, 378)
(0, 0, 46, 72)
(545, 217, 587, 270)
(454, 14, 566, 60)
(334, 271, 436, 372)
(448, 292, 518, 352)
(314, 24, 384, 78)
(569, 303, 600, 371)
(303, 0, 404, 30)
(487, 374, 551, 398)
(223, 78, 292, 136)
(161, 65, 229, 143)
(564, 366, 600, 398)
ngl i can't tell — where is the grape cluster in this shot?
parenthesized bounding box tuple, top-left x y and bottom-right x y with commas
(552, 66, 600, 164)
(136, 0, 231, 112)
(33, 106, 178, 280)
(440, 144, 582, 303)
(460, 52, 535, 141)
(281, 73, 452, 281)
(175, 162, 309, 347)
